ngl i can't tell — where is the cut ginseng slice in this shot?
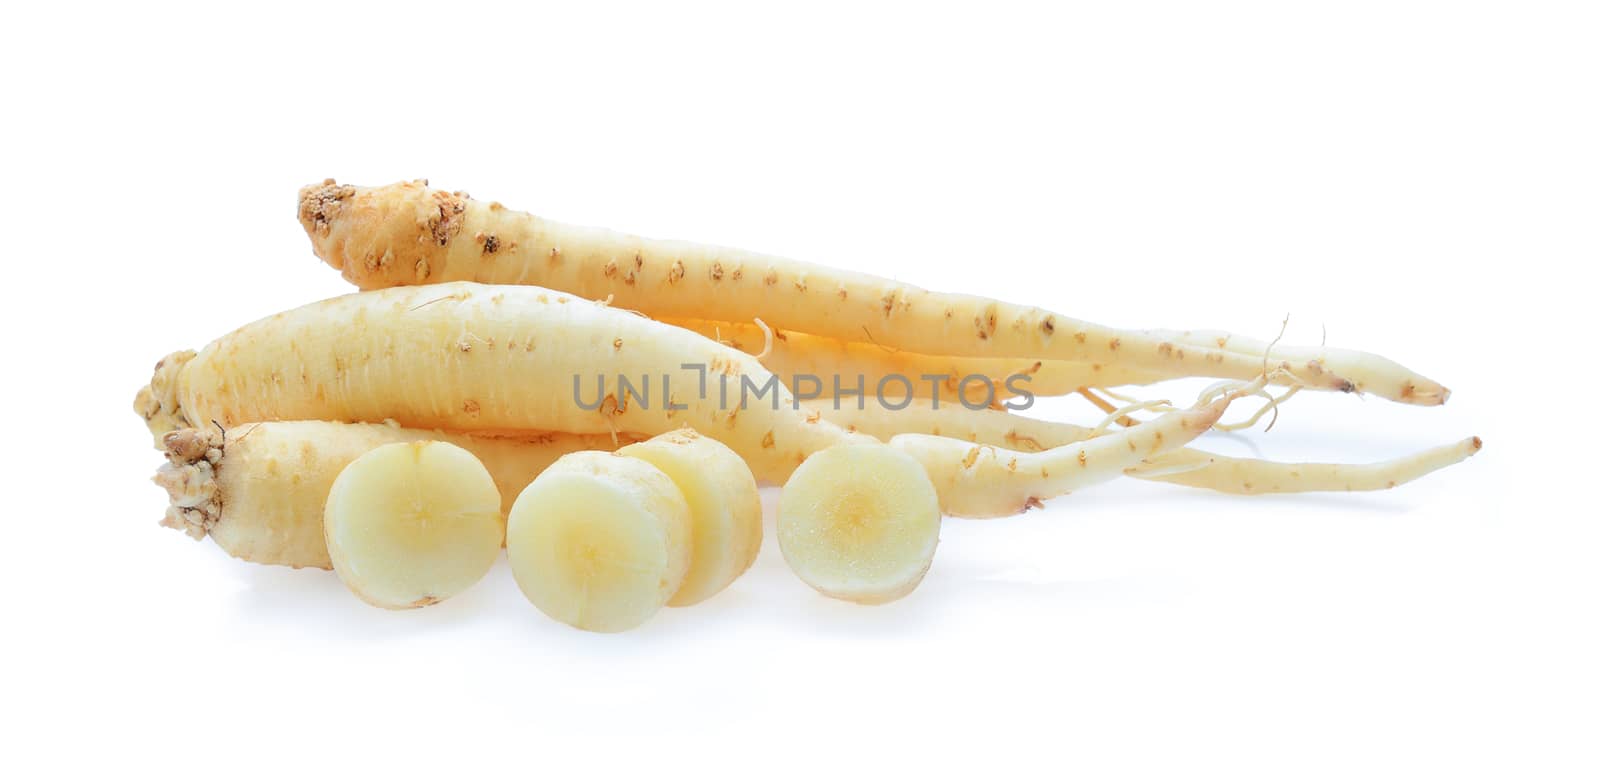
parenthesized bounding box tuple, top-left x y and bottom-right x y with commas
(323, 441, 505, 609)
(618, 429, 763, 607)
(507, 452, 692, 633)
(777, 444, 942, 605)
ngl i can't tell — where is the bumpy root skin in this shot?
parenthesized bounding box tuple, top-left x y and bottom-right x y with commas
(137, 282, 863, 485)
(299, 179, 1378, 400)
(1146, 328, 1451, 406)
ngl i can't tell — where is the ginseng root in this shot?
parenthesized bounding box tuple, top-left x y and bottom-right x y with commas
(819, 400, 1481, 496)
(299, 179, 1453, 403)
(137, 282, 1242, 515)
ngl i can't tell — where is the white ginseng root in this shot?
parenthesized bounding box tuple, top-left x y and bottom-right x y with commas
(819, 400, 1482, 496)
(508, 452, 692, 632)
(137, 281, 1248, 515)
(618, 429, 763, 607)
(152, 420, 621, 569)
(298, 178, 1464, 402)
(777, 444, 942, 605)
(323, 441, 505, 609)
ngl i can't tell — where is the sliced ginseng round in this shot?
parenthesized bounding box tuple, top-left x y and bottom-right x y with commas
(777, 443, 941, 605)
(507, 452, 692, 633)
(323, 441, 504, 609)
(618, 429, 763, 607)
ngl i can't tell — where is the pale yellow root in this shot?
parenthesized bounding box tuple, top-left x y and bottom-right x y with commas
(507, 452, 692, 633)
(777, 444, 941, 604)
(891, 388, 1244, 517)
(323, 441, 505, 609)
(617, 429, 763, 606)
(152, 420, 620, 570)
(297, 180, 1412, 401)
(139, 282, 1241, 516)
(1124, 436, 1483, 494)
(1147, 328, 1451, 406)
(822, 400, 1482, 496)
(669, 318, 1164, 405)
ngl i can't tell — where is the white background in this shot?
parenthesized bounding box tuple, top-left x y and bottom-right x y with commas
(3, 1, 1595, 771)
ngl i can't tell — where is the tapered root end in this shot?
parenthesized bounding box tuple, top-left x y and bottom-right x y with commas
(153, 427, 224, 540)
(1393, 377, 1452, 406)
(298, 178, 469, 289)
(136, 350, 196, 448)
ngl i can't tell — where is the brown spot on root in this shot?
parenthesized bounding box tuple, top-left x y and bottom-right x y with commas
(761, 431, 776, 449)
(612, 338, 623, 351)
(669, 260, 686, 283)
(462, 399, 481, 415)
(1158, 342, 1174, 357)
(975, 305, 999, 340)
(415, 258, 431, 280)
(1472, 436, 1483, 451)
(710, 262, 725, 281)
(881, 289, 899, 317)
(549, 247, 562, 263)
(603, 258, 619, 278)
(794, 277, 808, 292)
(1022, 496, 1044, 512)
(457, 339, 472, 352)
(1005, 431, 1045, 452)
(297, 180, 355, 235)
(412, 595, 441, 608)
(764, 269, 779, 286)
(1041, 316, 1055, 335)
(1073, 332, 1087, 344)
(961, 447, 981, 470)
(838, 288, 848, 300)
(1007, 458, 1018, 472)
(429, 190, 467, 246)
(1077, 449, 1088, 467)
